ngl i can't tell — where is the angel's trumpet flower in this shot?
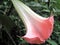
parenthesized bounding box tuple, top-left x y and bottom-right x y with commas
(11, 0, 54, 44)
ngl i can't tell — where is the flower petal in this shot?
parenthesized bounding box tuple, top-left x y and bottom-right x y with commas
(11, 0, 54, 44)
(22, 15, 54, 44)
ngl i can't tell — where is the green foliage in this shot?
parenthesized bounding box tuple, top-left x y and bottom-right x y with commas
(0, 0, 60, 45)
(47, 40, 57, 45)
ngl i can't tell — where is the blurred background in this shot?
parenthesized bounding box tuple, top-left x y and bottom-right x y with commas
(0, 0, 60, 45)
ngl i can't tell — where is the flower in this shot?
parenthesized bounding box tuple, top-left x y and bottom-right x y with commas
(11, 0, 54, 44)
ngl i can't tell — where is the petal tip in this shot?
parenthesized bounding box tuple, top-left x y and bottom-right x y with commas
(22, 36, 45, 44)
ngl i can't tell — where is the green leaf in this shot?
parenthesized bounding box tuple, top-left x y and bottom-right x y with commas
(47, 40, 58, 45)
(42, 9, 50, 12)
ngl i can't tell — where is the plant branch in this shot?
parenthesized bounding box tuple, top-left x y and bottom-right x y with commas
(48, 0, 50, 8)
(4, 30, 16, 45)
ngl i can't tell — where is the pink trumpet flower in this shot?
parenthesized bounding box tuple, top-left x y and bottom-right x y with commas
(11, 0, 54, 44)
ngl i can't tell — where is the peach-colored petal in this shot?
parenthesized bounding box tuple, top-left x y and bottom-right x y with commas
(22, 15, 54, 44)
(11, 0, 54, 44)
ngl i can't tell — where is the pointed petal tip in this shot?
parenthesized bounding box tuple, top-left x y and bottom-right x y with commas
(49, 15, 54, 24)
